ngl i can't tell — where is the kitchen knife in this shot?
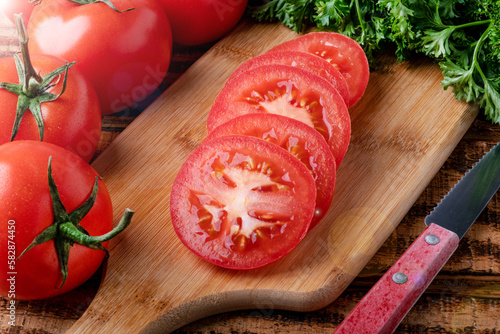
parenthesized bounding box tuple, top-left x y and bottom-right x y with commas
(334, 142, 500, 334)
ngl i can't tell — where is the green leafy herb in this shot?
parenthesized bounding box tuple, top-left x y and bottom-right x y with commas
(248, 0, 500, 124)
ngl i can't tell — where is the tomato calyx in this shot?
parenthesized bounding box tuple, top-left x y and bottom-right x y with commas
(17, 157, 134, 289)
(66, 0, 135, 13)
(0, 14, 75, 142)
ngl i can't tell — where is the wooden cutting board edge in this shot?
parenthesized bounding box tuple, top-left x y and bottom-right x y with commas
(142, 277, 348, 333)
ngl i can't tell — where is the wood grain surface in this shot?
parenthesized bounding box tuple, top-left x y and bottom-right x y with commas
(1, 10, 500, 334)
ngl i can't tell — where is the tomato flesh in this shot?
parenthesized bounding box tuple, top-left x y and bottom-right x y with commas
(207, 64, 351, 167)
(206, 114, 336, 229)
(269, 32, 369, 107)
(230, 50, 350, 107)
(170, 135, 316, 269)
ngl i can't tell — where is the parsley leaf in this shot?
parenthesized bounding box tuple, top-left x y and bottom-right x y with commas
(248, 0, 500, 124)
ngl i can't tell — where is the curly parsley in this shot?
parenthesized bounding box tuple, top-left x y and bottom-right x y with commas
(249, 0, 500, 124)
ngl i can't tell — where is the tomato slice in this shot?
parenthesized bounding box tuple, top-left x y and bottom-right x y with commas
(170, 135, 316, 269)
(206, 114, 336, 230)
(230, 50, 350, 107)
(207, 64, 351, 167)
(269, 32, 369, 107)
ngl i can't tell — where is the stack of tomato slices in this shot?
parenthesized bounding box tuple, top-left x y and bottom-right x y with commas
(170, 32, 369, 270)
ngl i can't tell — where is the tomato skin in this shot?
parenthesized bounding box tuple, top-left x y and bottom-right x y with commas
(0, 54, 102, 163)
(270, 32, 369, 107)
(0, 141, 113, 300)
(170, 135, 316, 269)
(157, 0, 248, 45)
(1, 0, 36, 23)
(206, 114, 336, 230)
(207, 64, 351, 167)
(27, 0, 173, 115)
(230, 50, 350, 107)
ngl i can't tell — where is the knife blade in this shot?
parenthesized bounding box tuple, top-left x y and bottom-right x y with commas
(334, 142, 500, 334)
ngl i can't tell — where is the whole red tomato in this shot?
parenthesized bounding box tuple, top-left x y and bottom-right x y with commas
(1, 0, 37, 23)
(27, 0, 173, 115)
(0, 141, 132, 300)
(0, 54, 102, 163)
(158, 0, 248, 45)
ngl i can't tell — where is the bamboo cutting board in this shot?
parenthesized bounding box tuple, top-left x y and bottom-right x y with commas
(67, 21, 478, 333)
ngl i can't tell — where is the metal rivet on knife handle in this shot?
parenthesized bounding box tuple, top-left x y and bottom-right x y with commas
(392, 272, 408, 284)
(425, 234, 440, 245)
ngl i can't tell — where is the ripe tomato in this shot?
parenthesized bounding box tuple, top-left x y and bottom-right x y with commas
(1, 0, 36, 23)
(207, 64, 351, 167)
(0, 141, 114, 300)
(27, 0, 173, 115)
(170, 135, 316, 269)
(206, 114, 336, 230)
(230, 50, 350, 107)
(269, 32, 370, 107)
(0, 54, 102, 163)
(157, 0, 248, 45)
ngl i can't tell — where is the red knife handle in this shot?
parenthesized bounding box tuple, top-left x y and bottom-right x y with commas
(334, 223, 460, 334)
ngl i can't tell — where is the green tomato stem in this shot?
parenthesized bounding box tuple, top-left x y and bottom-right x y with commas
(66, 0, 135, 13)
(17, 157, 134, 289)
(0, 16, 76, 142)
(14, 13, 42, 93)
(59, 209, 134, 246)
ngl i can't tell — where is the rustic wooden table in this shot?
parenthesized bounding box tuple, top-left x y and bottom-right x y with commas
(1, 11, 500, 334)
